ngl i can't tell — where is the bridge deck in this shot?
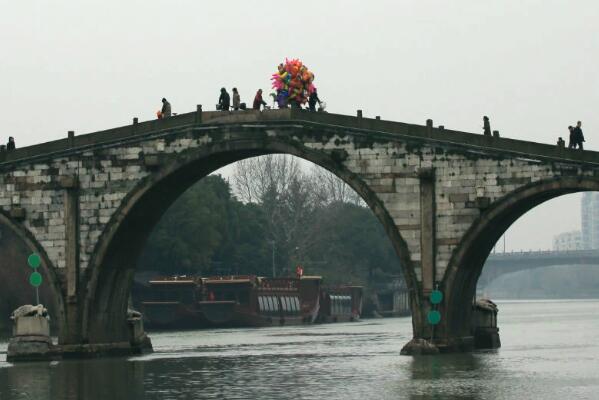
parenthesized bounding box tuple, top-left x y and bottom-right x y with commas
(2, 109, 599, 167)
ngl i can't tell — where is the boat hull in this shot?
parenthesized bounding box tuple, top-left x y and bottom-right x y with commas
(141, 302, 209, 330)
(200, 299, 320, 328)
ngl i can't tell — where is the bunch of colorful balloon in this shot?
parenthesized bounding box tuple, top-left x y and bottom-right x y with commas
(270, 59, 316, 108)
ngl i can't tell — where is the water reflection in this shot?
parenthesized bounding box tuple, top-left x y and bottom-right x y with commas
(0, 359, 145, 400)
(409, 353, 482, 380)
(402, 354, 485, 399)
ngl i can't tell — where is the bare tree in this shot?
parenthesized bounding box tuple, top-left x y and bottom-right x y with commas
(233, 155, 302, 204)
(309, 165, 364, 206)
(231, 154, 368, 276)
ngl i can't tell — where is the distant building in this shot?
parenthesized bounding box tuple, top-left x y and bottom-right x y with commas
(581, 192, 599, 249)
(553, 231, 583, 251)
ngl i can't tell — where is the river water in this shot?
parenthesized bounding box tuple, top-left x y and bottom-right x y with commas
(0, 300, 598, 399)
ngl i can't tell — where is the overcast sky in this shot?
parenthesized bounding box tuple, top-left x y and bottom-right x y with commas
(2, 1, 598, 251)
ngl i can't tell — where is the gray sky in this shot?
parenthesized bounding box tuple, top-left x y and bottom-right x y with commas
(2, 1, 597, 250)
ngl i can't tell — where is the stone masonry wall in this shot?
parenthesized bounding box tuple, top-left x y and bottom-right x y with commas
(0, 124, 597, 291)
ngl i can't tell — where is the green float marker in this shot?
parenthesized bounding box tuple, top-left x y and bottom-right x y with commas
(430, 290, 443, 305)
(30, 271, 43, 287)
(427, 310, 441, 325)
(28, 253, 41, 269)
(27, 253, 42, 305)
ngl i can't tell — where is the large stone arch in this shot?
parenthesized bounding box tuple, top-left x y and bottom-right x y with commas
(82, 136, 418, 344)
(441, 176, 599, 343)
(0, 211, 66, 340)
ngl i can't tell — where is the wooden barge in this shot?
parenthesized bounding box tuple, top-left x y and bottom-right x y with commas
(138, 275, 362, 330)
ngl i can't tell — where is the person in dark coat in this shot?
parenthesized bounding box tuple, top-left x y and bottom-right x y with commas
(161, 98, 172, 118)
(218, 88, 230, 111)
(308, 89, 321, 112)
(6, 137, 15, 151)
(483, 116, 491, 136)
(253, 89, 267, 110)
(567, 126, 575, 149)
(573, 121, 585, 150)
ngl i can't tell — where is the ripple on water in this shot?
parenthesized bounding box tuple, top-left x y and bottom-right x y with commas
(1, 302, 599, 399)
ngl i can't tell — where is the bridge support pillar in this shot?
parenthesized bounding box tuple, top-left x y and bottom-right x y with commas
(60, 177, 83, 345)
(419, 167, 436, 294)
(401, 168, 444, 355)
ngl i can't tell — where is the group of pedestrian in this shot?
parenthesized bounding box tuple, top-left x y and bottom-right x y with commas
(158, 87, 323, 118)
(568, 121, 585, 150)
(219, 87, 322, 112)
(218, 88, 269, 111)
(557, 121, 585, 149)
(157, 99, 587, 151)
(483, 115, 588, 151)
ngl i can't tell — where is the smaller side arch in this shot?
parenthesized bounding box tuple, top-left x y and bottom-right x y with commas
(442, 176, 599, 340)
(0, 210, 66, 341)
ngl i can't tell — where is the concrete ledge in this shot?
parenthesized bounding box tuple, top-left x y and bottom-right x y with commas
(7, 336, 59, 362)
(401, 335, 476, 356)
(60, 341, 151, 359)
(8, 341, 153, 362)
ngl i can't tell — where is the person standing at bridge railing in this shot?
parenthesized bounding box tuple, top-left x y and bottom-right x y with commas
(567, 126, 575, 149)
(232, 88, 241, 111)
(6, 137, 15, 151)
(483, 116, 491, 136)
(159, 98, 171, 119)
(308, 88, 321, 112)
(253, 89, 267, 110)
(218, 88, 230, 111)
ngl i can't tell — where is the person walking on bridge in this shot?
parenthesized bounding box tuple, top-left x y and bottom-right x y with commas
(161, 98, 172, 118)
(572, 121, 585, 150)
(232, 88, 241, 111)
(6, 137, 15, 151)
(253, 89, 267, 110)
(308, 89, 321, 112)
(218, 88, 230, 111)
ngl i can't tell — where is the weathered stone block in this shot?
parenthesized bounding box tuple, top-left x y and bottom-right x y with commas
(9, 207, 26, 220)
(448, 193, 470, 202)
(59, 176, 78, 189)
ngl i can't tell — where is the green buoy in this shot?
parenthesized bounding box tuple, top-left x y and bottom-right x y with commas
(427, 310, 441, 325)
(430, 290, 443, 305)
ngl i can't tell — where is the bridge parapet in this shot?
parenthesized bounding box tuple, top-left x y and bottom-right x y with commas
(3, 109, 599, 168)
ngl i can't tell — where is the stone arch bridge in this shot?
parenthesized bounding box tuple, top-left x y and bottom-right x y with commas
(2, 108, 599, 355)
